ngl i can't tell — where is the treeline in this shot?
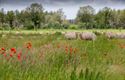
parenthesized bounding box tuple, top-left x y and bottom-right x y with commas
(0, 3, 68, 30)
(76, 5, 125, 29)
(0, 3, 125, 30)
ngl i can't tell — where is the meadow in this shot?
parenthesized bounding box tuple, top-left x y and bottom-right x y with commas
(0, 30, 125, 80)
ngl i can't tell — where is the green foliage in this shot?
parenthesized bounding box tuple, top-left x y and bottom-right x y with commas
(2, 23, 10, 30)
(78, 23, 86, 29)
(24, 21, 34, 30)
(42, 22, 68, 29)
(26, 3, 44, 29)
(69, 24, 78, 29)
(0, 8, 5, 25)
(76, 5, 95, 23)
(70, 67, 78, 80)
(54, 31, 62, 36)
(6, 11, 15, 29)
(0, 4, 125, 29)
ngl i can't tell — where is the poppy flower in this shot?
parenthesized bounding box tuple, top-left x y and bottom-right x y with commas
(65, 46, 68, 54)
(70, 47, 73, 55)
(3, 53, 7, 57)
(1, 47, 5, 51)
(11, 48, 16, 53)
(17, 52, 21, 61)
(0, 48, 6, 54)
(1, 52, 5, 54)
(10, 53, 13, 57)
(26, 42, 32, 49)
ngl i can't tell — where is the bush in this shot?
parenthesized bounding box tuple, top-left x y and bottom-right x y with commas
(55, 31, 62, 35)
(42, 22, 69, 29)
(24, 21, 34, 30)
(62, 24, 69, 29)
(69, 24, 78, 29)
(2, 23, 10, 30)
(78, 23, 86, 29)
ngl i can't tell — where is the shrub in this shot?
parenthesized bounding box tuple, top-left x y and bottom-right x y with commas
(69, 25, 78, 29)
(2, 23, 10, 30)
(78, 23, 86, 29)
(55, 31, 62, 35)
(24, 21, 34, 30)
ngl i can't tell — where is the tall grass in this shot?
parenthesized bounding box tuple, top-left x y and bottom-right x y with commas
(0, 32, 125, 80)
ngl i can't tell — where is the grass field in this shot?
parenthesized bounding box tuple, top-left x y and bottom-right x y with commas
(0, 29, 125, 34)
(0, 30, 125, 80)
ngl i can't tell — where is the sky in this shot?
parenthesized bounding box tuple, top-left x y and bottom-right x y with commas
(0, 0, 125, 19)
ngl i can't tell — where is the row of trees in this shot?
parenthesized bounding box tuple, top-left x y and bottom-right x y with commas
(0, 3, 68, 30)
(76, 5, 125, 29)
(0, 3, 125, 30)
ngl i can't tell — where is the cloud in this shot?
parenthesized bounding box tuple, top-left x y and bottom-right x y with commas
(1, 0, 125, 6)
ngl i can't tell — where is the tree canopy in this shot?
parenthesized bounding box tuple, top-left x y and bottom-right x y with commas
(0, 3, 125, 30)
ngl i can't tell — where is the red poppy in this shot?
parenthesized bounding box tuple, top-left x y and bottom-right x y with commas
(10, 53, 13, 57)
(1, 47, 5, 51)
(11, 48, 16, 53)
(26, 42, 32, 49)
(65, 46, 68, 54)
(0, 48, 6, 55)
(3, 53, 6, 57)
(70, 47, 73, 55)
(1, 52, 5, 54)
(17, 52, 21, 61)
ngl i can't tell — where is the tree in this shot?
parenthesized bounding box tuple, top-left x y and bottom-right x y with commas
(6, 11, 15, 29)
(25, 3, 44, 30)
(44, 9, 66, 29)
(76, 5, 95, 29)
(119, 10, 125, 28)
(56, 9, 65, 24)
(95, 7, 113, 29)
(0, 8, 5, 27)
(14, 10, 21, 28)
